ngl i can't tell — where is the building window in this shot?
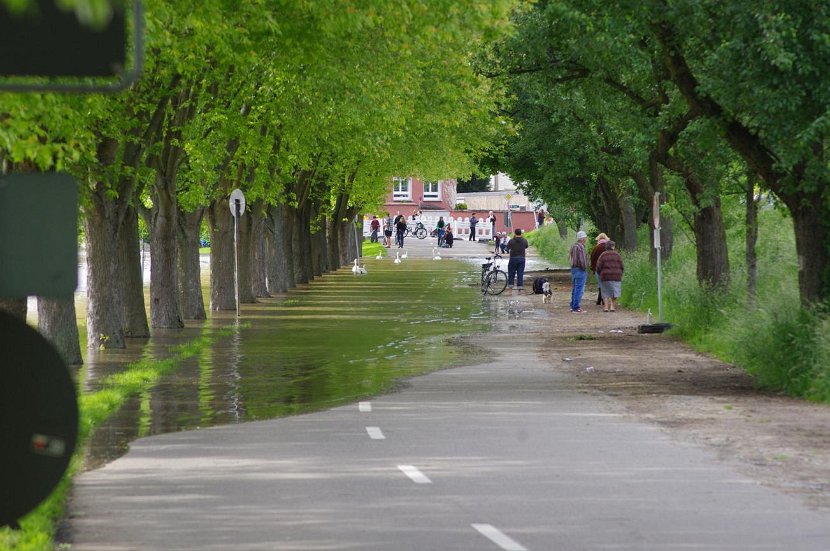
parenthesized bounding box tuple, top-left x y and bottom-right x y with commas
(423, 180, 441, 201)
(393, 177, 411, 201)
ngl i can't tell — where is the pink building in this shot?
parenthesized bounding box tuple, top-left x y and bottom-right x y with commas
(380, 177, 457, 215)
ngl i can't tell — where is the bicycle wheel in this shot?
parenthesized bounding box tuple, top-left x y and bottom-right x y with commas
(484, 269, 508, 295)
(414, 227, 427, 239)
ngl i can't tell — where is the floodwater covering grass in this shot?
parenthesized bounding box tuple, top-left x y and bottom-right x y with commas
(3, 252, 488, 550)
(528, 205, 830, 403)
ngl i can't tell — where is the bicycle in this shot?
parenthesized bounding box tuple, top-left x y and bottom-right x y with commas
(480, 253, 508, 295)
(406, 221, 428, 239)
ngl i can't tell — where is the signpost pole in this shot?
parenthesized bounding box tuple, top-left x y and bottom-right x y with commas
(234, 200, 240, 318)
(228, 189, 246, 318)
(653, 192, 663, 323)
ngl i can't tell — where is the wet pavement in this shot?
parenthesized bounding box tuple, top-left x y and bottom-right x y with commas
(82, 237, 502, 468)
(66, 240, 830, 550)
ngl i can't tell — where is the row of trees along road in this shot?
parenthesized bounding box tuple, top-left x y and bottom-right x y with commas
(0, 0, 515, 363)
(486, 1, 830, 305)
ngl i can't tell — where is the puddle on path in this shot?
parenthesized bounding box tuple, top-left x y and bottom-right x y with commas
(85, 258, 494, 467)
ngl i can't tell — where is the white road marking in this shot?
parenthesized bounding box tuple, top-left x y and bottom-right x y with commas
(397, 465, 432, 484)
(366, 426, 385, 439)
(472, 524, 527, 551)
(358, 401, 372, 412)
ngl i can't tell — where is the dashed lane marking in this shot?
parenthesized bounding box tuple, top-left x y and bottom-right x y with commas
(366, 426, 385, 440)
(397, 465, 432, 484)
(358, 401, 372, 412)
(472, 524, 528, 551)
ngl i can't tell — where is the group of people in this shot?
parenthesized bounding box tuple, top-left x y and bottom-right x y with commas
(568, 231, 624, 313)
(369, 211, 411, 249)
(492, 232, 511, 254)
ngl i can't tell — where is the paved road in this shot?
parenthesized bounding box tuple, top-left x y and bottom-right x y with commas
(68, 238, 830, 550)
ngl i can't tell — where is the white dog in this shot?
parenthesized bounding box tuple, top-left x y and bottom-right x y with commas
(542, 281, 552, 304)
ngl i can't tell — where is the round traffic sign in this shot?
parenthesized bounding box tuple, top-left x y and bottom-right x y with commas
(229, 189, 246, 217)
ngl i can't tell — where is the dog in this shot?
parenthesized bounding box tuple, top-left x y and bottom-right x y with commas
(542, 281, 552, 304)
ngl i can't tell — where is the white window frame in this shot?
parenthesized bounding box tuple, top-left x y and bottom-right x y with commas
(423, 180, 441, 201)
(393, 177, 411, 201)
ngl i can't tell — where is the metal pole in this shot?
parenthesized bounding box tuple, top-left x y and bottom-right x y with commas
(655, 227, 663, 323)
(234, 199, 240, 318)
(354, 214, 361, 260)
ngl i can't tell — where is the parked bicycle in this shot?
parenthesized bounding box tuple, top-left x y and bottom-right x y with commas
(406, 221, 428, 239)
(481, 253, 508, 295)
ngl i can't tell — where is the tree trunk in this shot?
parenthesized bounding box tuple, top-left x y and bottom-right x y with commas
(237, 208, 255, 303)
(327, 215, 341, 272)
(118, 205, 150, 337)
(176, 208, 207, 319)
(663, 155, 730, 288)
(0, 298, 27, 319)
(249, 205, 270, 298)
(266, 203, 293, 294)
(785, 192, 830, 306)
(593, 176, 624, 242)
(619, 191, 638, 251)
(693, 201, 730, 288)
(37, 296, 82, 366)
(745, 177, 758, 304)
(146, 176, 183, 329)
(557, 221, 568, 239)
(84, 198, 126, 349)
(207, 199, 236, 310)
(289, 206, 312, 284)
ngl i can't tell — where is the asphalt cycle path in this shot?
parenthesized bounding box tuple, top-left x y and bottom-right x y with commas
(68, 239, 830, 550)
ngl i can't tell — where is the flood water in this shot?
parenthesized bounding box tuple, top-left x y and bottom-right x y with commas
(84, 257, 493, 467)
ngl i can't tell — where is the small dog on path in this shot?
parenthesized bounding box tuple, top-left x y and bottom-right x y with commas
(542, 281, 552, 304)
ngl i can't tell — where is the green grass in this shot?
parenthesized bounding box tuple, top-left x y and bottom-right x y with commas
(0, 327, 237, 550)
(529, 205, 830, 404)
(526, 223, 595, 269)
(361, 240, 383, 258)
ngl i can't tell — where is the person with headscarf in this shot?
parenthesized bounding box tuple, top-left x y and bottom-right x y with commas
(596, 240, 624, 312)
(590, 232, 610, 306)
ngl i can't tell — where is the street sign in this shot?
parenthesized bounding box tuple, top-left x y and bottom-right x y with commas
(0, 174, 78, 297)
(229, 189, 246, 217)
(0, 0, 144, 93)
(653, 191, 661, 229)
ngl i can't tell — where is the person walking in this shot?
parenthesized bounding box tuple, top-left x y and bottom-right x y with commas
(444, 224, 454, 248)
(469, 212, 478, 241)
(369, 215, 380, 243)
(590, 232, 609, 306)
(395, 214, 408, 248)
(506, 228, 529, 293)
(595, 240, 624, 312)
(569, 230, 589, 313)
(536, 209, 545, 228)
(383, 213, 394, 248)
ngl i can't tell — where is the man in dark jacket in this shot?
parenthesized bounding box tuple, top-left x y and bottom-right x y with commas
(506, 228, 529, 293)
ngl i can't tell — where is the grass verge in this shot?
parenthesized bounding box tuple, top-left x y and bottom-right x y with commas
(530, 208, 830, 403)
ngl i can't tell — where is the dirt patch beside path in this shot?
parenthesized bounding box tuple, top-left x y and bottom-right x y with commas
(491, 281, 830, 510)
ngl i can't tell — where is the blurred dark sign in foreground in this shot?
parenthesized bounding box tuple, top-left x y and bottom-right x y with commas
(0, 0, 142, 92)
(0, 0, 125, 77)
(0, 310, 79, 529)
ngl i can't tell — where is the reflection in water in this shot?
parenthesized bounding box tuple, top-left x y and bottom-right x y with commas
(85, 258, 490, 467)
